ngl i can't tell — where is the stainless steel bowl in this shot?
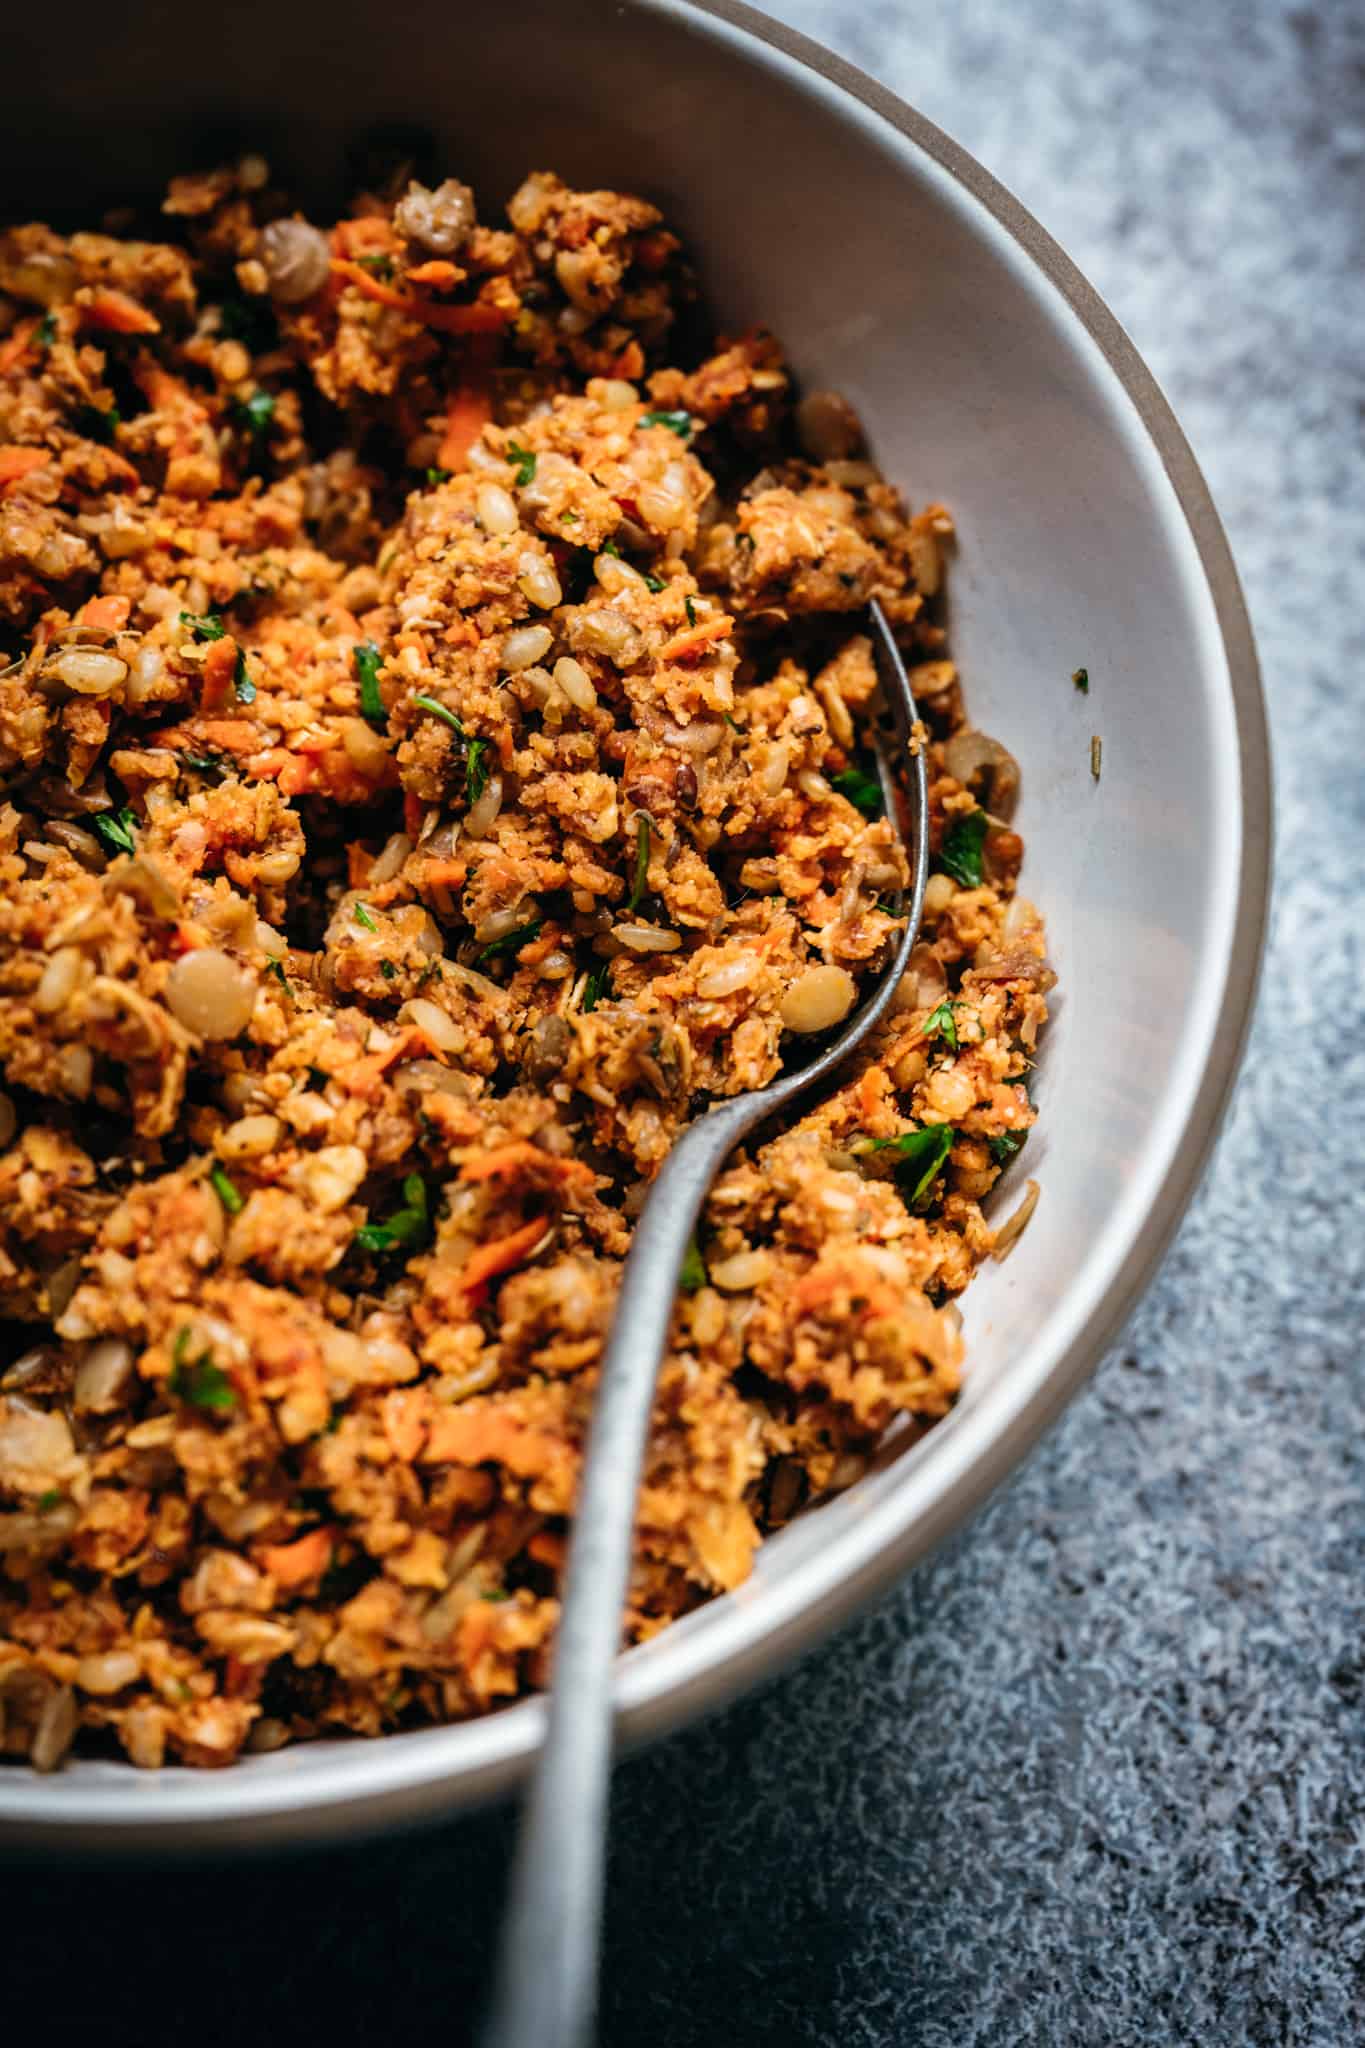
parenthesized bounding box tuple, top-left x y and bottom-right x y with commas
(0, 0, 1269, 1851)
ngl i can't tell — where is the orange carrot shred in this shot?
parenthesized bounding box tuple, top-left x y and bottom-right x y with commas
(80, 288, 160, 336)
(257, 1527, 334, 1587)
(0, 445, 49, 494)
(78, 594, 131, 632)
(659, 614, 735, 663)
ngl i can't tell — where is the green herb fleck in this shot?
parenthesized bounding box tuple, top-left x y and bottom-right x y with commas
(679, 1235, 707, 1293)
(37, 311, 57, 350)
(989, 1130, 1027, 1167)
(36, 1488, 63, 1511)
(233, 648, 256, 703)
(412, 691, 464, 734)
(640, 409, 692, 438)
(353, 640, 385, 727)
(180, 749, 229, 778)
(600, 538, 621, 557)
(266, 957, 292, 1000)
(561, 509, 579, 524)
(179, 609, 226, 642)
(582, 962, 610, 1013)
(830, 765, 884, 818)
(74, 404, 119, 445)
(234, 390, 275, 437)
(476, 918, 542, 965)
(922, 1001, 958, 1051)
(425, 466, 452, 487)
(93, 805, 138, 857)
(642, 571, 665, 593)
(684, 594, 697, 630)
(353, 1172, 431, 1257)
(480, 1588, 512, 1603)
(939, 809, 988, 890)
(379, 959, 397, 981)
(169, 1328, 236, 1412)
(870, 1123, 956, 1206)
(723, 713, 743, 733)
(505, 440, 536, 487)
(629, 814, 651, 911)
(465, 736, 490, 804)
(1072, 666, 1090, 694)
(354, 253, 394, 279)
(209, 1164, 244, 1215)
(353, 902, 377, 932)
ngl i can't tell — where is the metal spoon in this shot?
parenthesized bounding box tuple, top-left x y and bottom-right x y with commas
(483, 600, 929, 2048)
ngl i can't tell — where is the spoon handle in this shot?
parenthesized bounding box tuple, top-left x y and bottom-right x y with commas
(482, 1097, 757, 2048)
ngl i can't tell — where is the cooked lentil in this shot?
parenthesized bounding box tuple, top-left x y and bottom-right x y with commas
(0, 156, 1053, 1771)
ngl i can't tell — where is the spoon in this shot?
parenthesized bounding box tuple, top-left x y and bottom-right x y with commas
(483, 599, 929, 2048)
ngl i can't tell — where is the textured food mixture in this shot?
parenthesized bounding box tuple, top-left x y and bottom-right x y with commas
(0, 157, 1051, 1770)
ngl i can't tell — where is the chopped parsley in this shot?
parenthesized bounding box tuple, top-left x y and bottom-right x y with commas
(989, 1130, 1027, 1167)
(642, 571, 665, 593)
(639, 409, 692, 438)
(869, 1122, 955, 1206)
(233, 648, 256, 703)
(234, 390, 275, 437)
(582, 962, 610, 1012)
(831, 765, 884, 818)
(1072, 666, 1090, 694)
(412, 691, 464, 733)
(425, 466, 452, 486)
(93, 805, 138, 857)
(353, 640, 386, 727)
(74, 403, 119, 445)
(168, 1328, 236, 1413)
(265, 957, 293, 999)
(465, 736, 490, 804)
(476, 918, 542, 965)
(723, 712, 743, 733)
(939, 809, 988, 889)
(37, 311, 57, 350)
(354, 253, 394, 279)
(923, 1001, 958, 1051)
(36, 1488, 63, 1511)
(684, 594, 697, 630)
(379, 959, 397, 980)
(353, 902, 377, 932)
(209, 1164, 244, 1215)
(179, 609, 226, 642)
(505, 440, 536, 487)
(353, 1172, 431, 1257)
(180, 749, 230, 778)
(628, 814, 651, 911)
(679, 1235, 708, 1293)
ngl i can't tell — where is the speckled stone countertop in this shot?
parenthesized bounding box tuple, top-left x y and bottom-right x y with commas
(9, 3, 1364, 2042)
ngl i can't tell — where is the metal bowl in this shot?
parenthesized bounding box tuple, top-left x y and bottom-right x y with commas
(0, 0, 1269, 1851)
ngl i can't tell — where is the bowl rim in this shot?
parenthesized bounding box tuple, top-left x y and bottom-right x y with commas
(0, 0, 1271, 1852)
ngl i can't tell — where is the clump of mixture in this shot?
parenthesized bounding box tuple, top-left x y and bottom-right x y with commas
(0, 154, 1051, 1770)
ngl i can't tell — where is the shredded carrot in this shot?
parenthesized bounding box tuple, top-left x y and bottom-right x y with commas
(417, 858, 467, 888)
(458, 1215, 551, 1299)
(611, 340, 645, 380)
(78, 594, 131, 632)
(330, 259, 508, 336)
(347, 844, 374, 888)
(406, 259, 461, 290)
(436, 385, 493, 472)
(341, 1026, 444, 1099)
(150, 719, 260, 755)
(257, 1526, 334, 1588)
(402, 790, 425, 839)
(527, 1531, 566, 1570)
(659, 614, 735, 662)
(80, 288, 159, 336)
(131, 353, 201, 415)
(0, 446, 49, 495)
(0, 317, 39, 374)
(460, 1143, 594, 1187)
(858, 1067, 882, 1123)
(200, 635, 239, 709)
(425, 1395, 566, 1472)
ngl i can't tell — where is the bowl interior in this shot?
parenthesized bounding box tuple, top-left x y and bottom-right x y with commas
(0, 0, 1265, 1844)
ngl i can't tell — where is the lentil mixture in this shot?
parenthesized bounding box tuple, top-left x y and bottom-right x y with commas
(0, 156, 1052, 1771)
